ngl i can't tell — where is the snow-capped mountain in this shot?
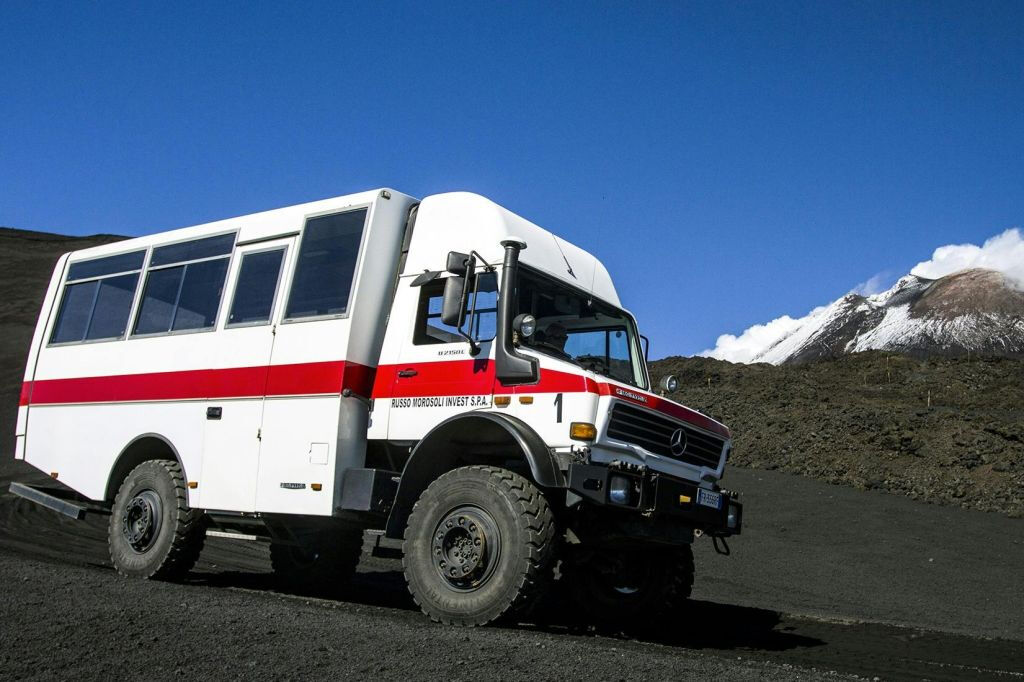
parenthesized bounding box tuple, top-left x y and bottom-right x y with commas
(747, 268, 1024, 364)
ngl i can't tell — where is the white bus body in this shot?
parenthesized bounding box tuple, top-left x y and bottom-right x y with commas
(15, 188, 742, 625)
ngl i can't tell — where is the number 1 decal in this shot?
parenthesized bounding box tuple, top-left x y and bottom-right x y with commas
(554, 392, 563, 423)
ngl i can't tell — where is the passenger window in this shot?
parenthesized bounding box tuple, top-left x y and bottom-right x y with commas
(413, 272, 498, 345)
(50, 250, 146, 344)
(227, 249, 285, 326)
(284, 209, 367, 320)
(133, 233, 235, 335)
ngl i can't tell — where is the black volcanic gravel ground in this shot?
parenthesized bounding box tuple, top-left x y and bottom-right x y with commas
(652, 353, 1024, 517)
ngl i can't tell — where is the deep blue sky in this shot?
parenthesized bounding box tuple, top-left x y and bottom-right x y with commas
(2, 2, 1022, 357)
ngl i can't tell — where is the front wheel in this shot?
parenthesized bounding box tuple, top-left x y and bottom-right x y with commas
(108, 459, 205, 580)
(403, 466, 557, 626)
(561, 545, 694, 625)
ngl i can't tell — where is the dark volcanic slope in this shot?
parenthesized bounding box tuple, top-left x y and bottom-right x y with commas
(0, 228, 124, 440)
(651, 353, 1024, 517)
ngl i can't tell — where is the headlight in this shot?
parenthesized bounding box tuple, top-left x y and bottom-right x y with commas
(609, 474, 638, 506)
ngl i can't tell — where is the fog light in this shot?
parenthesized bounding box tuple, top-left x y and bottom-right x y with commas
(609, 475, 635, 505)
(727, 504, 739, 529)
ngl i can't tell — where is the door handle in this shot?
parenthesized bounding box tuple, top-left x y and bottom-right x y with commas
(397, 369, 418, 378)
(207, 406, 222, 420)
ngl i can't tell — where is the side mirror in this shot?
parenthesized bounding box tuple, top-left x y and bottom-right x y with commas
(446, 251, 476, 277)
(440, 275, 466, 327)
(659, 375, 679, 393)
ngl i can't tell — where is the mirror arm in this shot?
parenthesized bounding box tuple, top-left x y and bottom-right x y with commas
(468, 250, 495, 272)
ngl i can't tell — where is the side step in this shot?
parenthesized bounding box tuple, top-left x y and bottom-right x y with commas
(367, 529, 403, 559)
(9, 481, 93, 520)
(205, 529, 270, 543)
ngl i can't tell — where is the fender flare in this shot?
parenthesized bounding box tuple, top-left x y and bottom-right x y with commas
(384, 411, 565, 538)
(104, 433, 187, 502)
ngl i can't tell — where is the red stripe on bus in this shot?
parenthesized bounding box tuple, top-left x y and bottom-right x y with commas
(370, 359, 729, 438)
(21, 360, 375, 405)
(22, 358, 728, 438)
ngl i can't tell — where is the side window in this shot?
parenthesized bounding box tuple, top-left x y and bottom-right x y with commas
(133, 233, 235, 335)
(285, 209, 367, 320)
(227, 249, 285, 326)
(413, 272, 498, 345)
(50, 250, 146, 344)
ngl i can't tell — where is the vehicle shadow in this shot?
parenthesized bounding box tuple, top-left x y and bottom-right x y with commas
(188, 564, 823, 653)
(526, 597, 825, 652)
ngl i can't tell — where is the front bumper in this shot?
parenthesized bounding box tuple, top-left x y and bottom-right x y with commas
(567, 461, 743, 536)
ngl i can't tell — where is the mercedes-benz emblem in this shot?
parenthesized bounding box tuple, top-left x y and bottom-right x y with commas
(669, 428, 687, 457)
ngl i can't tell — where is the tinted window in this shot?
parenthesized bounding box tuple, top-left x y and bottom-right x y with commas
(228, 249, 285, 325)
(172, 259, 230, 331)
(51, 250, 146, 344)
(134, 267, 183, 335)
(132, 233, 235, 336)
(150, 233, 235, 267)
(414, 272, 498, 345)
(85, 274, 139, 340)
(67, 251, 145, 281)
(285, 209, 367, 319)
(51, 281, 98, 343)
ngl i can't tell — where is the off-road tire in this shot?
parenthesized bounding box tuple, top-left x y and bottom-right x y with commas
(108, 459, 205, 580)
(403, 465, 557, 626)
(561, 545, 694, 626)
(269, 528, 364, 596)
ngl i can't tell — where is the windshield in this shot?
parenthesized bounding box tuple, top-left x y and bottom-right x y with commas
(515, 267, 648, 389)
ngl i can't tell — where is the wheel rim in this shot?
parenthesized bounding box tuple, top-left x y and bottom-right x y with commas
(431, 506, 501, 592)
(121, 489, 162, 553)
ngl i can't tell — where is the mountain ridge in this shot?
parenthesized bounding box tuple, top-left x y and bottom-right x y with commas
(748, 268, 1024, 364)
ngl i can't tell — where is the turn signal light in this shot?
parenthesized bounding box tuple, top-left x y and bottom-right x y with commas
(311, 483, 322, 491)
(188, 481, 198, 489)
(494, 396, 511, 407)
(569, 422, 597, 441)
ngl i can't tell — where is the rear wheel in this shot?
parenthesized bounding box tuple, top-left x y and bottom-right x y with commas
(269, 528, 364, 596)
(561, 545, 694, 625)
(108, 460, 205, 580)
(403, 465, 557, 626)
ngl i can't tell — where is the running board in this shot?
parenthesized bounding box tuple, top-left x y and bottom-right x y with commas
(9, 482, 90, 520)
(367, 529, 403, 559)
(206, 529, 270, 543)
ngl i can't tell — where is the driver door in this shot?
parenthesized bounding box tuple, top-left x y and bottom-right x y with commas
(384, 271, 498, 441)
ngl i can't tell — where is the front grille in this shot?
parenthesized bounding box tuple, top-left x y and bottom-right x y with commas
(606, 402, 725, 469)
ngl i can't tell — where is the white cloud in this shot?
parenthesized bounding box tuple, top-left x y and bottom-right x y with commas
(910, 228, 1024, 288)
(850, 271, 891, 296)
(699, 310, 820, 364)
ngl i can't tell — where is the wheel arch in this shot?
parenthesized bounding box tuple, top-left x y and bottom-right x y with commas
(385, 411, 565, 538)
(104, 433, 187, 502)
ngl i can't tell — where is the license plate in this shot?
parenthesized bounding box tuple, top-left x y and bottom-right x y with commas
(697, 489, 722, 510)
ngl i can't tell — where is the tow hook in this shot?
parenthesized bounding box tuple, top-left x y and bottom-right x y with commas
(694, 528, 731, 556)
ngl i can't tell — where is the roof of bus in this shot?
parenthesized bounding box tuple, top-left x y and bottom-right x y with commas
(56, 188, 624, 311)
(410, 192, 622, 308)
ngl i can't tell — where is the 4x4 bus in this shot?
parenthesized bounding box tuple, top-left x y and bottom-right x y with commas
(14, 189, 741, 625)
